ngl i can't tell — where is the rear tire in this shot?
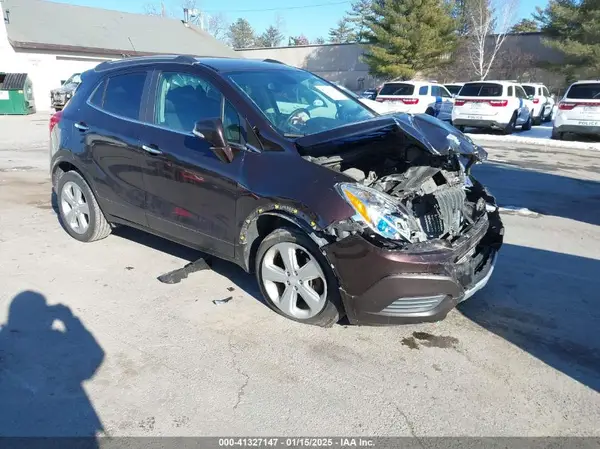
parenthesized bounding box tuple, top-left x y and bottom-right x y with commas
(522, 114, 533, 131)
(533, 115, 542, 126)
(503, 113, 517, 135)
(425, 108, 435, 117)
(551, 128, 563, 140)
(256, 227, 344, 327)
(56, 171, 112, 243)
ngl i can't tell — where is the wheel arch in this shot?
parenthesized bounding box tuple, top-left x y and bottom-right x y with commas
(239, 207, 330, 273)
(51, 153, 88, 190)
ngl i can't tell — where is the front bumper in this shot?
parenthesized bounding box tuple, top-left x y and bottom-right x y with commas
(324, 211, 504, 325)
(452, 118, 507, 130)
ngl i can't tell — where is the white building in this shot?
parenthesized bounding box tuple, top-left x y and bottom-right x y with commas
(0, 0, 236, 110)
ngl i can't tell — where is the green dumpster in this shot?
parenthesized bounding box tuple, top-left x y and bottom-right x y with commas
(0, 73, 36, 115)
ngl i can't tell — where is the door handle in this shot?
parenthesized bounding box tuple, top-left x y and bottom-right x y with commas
(74, 122, 89, 131)
(142, 144, 162, 155)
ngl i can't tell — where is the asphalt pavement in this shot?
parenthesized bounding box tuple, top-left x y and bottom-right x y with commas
(0, 114, 599, 437)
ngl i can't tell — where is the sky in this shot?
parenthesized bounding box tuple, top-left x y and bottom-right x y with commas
(52, 0, 551, 42)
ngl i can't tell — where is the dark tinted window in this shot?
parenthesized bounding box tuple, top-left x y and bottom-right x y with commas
(460, 83, 503, 97)
(515, 86, 527, 99)
(445, 85, 462, 95)
(419, 85, 428, 95)
(508, 86, 514, 96)
(89, 80, 105, 107)
(223, 100, 242, 144)
(543, 87, 550, 96)
(155, 72, 222, 133)
(103, 73, 146, 119)
(523, 85, 535, 96)
(566, 83, 600, 99)
(379, 83, 414, 95)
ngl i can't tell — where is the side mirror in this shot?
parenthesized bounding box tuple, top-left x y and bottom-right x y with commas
(193, 118, 234, 163)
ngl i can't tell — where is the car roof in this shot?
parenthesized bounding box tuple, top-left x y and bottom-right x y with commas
(570, 80, 600, 85)
(463, 80, 517, 86)
(94, 55, 300, 74)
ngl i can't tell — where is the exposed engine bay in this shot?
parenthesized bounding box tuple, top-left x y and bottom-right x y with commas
(304, 143, 489, 245)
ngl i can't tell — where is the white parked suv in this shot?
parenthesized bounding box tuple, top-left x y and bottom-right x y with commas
(522, 83, 555, 125)
(444, 83, 464, 97)
(375, 81, 454, 121)
(552, 81, 600, 140)
(451, 81, 534, 134)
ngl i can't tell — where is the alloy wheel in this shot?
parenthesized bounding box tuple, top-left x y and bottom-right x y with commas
(260, 242, 328, 319)
(60, 181, 90, 234)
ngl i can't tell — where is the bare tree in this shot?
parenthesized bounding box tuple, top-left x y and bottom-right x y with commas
(143, 1, 171, 17)
(207, 13, 229, 41)
(466, 0, 519, 80)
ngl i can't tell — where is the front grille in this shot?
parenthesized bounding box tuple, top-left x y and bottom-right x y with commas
(416, 185, 466, 238)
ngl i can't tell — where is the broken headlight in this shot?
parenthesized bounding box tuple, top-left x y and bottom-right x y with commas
(335, 183, 417, 242)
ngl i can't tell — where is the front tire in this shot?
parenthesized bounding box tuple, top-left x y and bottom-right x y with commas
(256, 227, 343, 327)
(56, 171, 112, 242)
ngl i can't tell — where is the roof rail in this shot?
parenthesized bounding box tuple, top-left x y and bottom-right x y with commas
(174, 54, 199, 64)
(95, 54, 198, 72)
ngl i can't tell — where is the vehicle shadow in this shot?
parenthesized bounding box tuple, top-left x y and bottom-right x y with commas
(111, 226, 263, 302)
(0, 291, 104, 440)
(472, 161, 600, 227)
(459, 243, 600, 392)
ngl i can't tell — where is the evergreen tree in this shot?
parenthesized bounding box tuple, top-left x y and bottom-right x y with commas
(228, 18, 256, 49)
(347, 0, 373, 42)
(510, 18, 539, 33)
(535, 0, 600, 79)
(328, 18, 355, 43)
(289, 34, 310, 46)
(314, 37, 326, 44)
(257, 25, 284, 47)
(362, 0, 458, 79)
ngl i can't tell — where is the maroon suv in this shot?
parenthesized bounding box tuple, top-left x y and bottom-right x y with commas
(49, 55, 503, 326)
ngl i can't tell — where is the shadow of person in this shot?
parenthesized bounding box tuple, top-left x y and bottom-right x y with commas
(0, 291, 105, 439)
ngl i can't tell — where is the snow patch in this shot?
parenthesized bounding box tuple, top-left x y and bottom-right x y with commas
(498, 206, 541, 218)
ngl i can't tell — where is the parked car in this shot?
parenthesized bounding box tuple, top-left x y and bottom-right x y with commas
(335, 84, 390, 114)
(49, 56, 503, 326)
(375, 81, 455, 121)
(444, 83, 464, 97)
(360, 88, 378, 100)
(522, 82, 555, 125)
(451, 81, 534, 134)
(50, 73, 82, 112)
(552, 80, 600, 140)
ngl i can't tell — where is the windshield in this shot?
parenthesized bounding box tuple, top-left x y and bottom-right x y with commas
(523, 85, 536, 96)
(226, 70, 375, 137)
(379, 83, 414, 96)
(460, 83, 503, 97)
(566, 83, 600, 99)
(65, 74, 82, 85)
(445, 85, 462, 95)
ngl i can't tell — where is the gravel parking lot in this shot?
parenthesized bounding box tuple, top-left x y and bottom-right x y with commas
(1, 113, 599, 437)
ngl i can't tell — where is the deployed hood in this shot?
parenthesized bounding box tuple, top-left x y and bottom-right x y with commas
(296, 113, 487, 163)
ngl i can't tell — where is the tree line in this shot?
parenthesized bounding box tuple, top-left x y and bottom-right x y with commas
(146, 0, 599, 83)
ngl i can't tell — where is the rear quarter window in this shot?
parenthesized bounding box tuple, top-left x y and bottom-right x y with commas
(379, 83, 415, 96)
(460, 83, 503, 97)
(566, 83, 600, 100)
(419, 86, 429, 95)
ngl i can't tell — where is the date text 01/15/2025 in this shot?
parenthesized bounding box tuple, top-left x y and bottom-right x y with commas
(218, 438, 375, 447)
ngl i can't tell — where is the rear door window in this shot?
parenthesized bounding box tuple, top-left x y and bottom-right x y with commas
(101, 72, 146, 120)
(543, 87, 550, 97)
(566, 83, 600, 100)
(89, 80, 106, 107)
(459, 83, 503, 97)
(379, 83, 414, 96)
(515, 86, 527, 99)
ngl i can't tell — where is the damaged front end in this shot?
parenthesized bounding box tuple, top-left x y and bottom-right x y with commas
(297, 114, 504, 324)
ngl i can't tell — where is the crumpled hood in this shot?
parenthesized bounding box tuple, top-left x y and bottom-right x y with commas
(51, 82, 79, 95)
(296, 113, 487, 162)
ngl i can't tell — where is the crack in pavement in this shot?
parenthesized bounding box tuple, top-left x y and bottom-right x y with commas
(228, 337, 250, 411)
(394, 405, 426, 448)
